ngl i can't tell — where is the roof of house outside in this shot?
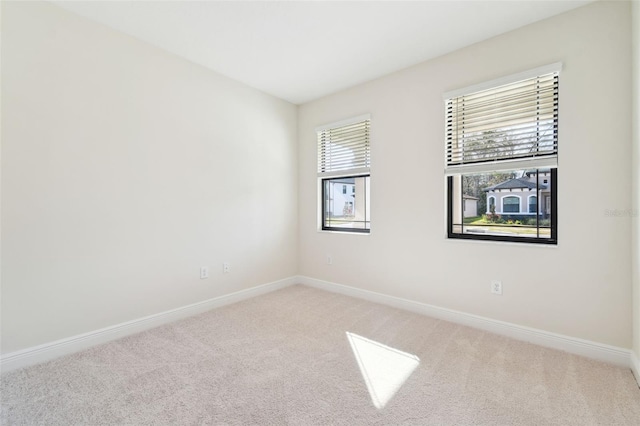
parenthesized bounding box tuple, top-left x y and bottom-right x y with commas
(484, 178, 547, 192)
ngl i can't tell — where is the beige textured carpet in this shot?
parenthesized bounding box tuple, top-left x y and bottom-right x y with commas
(1, 285, 639, 425)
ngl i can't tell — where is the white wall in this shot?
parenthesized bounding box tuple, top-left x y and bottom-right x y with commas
(298, 1, 633, 348)
(632, 0, 640, 364)
(1, 2, 297, 354)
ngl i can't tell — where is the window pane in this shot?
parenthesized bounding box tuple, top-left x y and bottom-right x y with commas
(503, 196, 520, 213)
(449, 169, 554, 241)
(323, 176, 370, 231)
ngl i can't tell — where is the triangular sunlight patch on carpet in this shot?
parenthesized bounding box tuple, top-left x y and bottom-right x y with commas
(346, 332, 420, 409)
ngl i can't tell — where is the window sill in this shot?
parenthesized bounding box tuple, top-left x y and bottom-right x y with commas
(317, 229, 371, 236)
(444, 235, 558, 248)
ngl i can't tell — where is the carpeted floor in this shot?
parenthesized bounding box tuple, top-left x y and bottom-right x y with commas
(2, 284, 639, 425)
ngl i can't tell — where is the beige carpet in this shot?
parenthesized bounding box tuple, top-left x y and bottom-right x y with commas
(1, 285, 639, 425)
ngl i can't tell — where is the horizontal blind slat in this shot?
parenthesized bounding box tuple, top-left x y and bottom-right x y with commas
(444, 155, 557, 176)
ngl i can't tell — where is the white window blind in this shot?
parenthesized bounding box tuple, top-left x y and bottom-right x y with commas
(445, 64, 560, 175)
(317, 117, 370, 178)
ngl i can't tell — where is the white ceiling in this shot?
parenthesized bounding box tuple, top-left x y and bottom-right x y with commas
(51, 0, 594, 104)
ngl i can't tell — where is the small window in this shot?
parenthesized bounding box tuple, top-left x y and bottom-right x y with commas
(317, 116, 371, 233)
(445, 64, 559, 244)
(488, 196, 496, 213)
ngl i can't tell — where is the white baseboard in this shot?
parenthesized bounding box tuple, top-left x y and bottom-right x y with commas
(3, 274, 635, 377)
(632, 351, 640, 387)
(298, 276, 633, 368)
(0, 276, 296, 373)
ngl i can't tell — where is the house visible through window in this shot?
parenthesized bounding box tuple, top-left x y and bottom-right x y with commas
(445, 64, 559, 244)
(317, 116, 371, 233)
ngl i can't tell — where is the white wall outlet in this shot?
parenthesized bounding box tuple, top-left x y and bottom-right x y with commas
(223, 262, 230, 273)
(491, 280, 503, 295)
(200, 266, 209, 279)
(326, 255, 333, 265)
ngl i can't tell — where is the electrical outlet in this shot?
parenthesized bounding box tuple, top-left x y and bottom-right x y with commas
(327, 255, 333, 265)
(491, 280, 502, 295)
(223, 262, 230, 273)
(200, 267, 209, 279)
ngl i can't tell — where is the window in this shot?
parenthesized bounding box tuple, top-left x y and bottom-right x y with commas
(445, 64, 559, 244)
(317, 116, 371, 233)
(503, 196, 520, 213)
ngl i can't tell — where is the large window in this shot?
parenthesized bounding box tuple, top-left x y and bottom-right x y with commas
(445, 64, 559, 244)
(317, 116, 371, 233)
(503, 196, 520, 213)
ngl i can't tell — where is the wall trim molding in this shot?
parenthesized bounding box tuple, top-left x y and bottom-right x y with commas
(298, 276, 633, 368)
(0, 276, 296, 373)
(632, 351, 640, 387)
